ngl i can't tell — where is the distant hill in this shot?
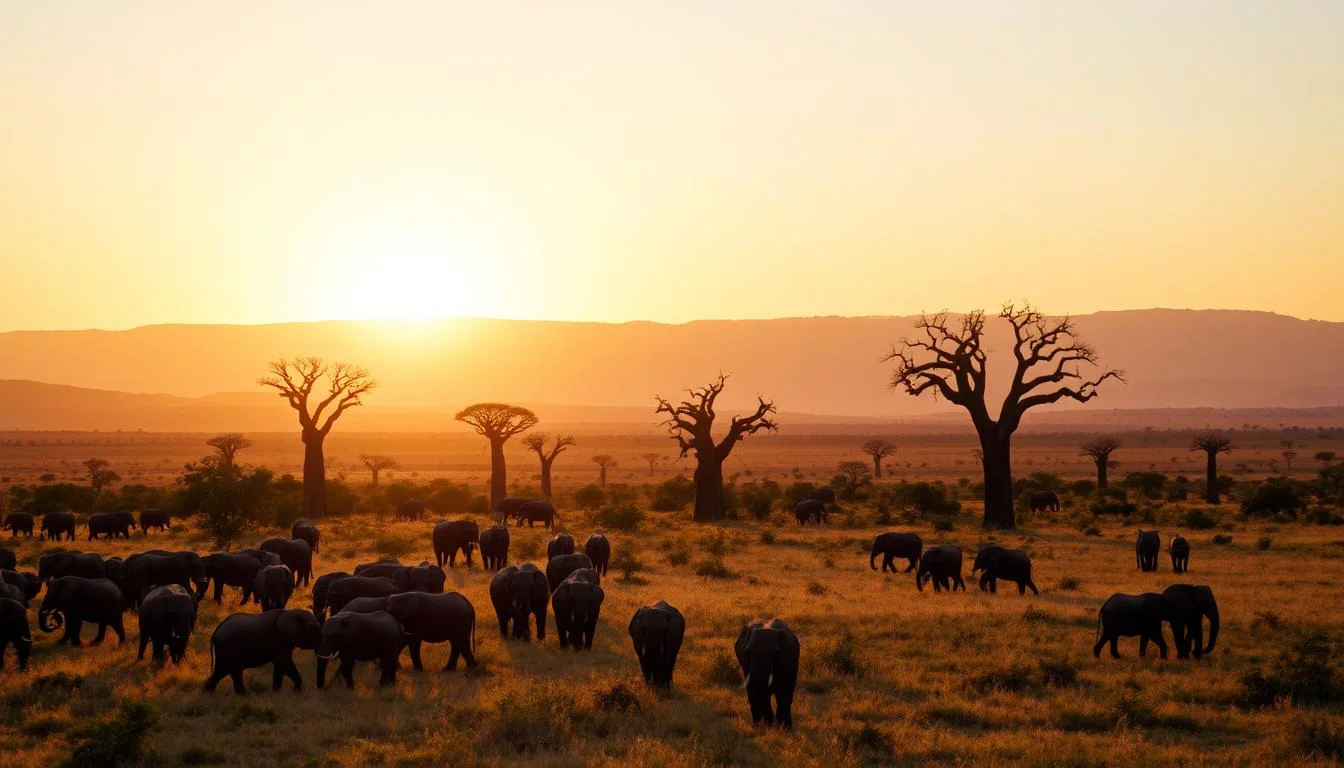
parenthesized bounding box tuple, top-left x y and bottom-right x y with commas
(0, 310, 1341, 428)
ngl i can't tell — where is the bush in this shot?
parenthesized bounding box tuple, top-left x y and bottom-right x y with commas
(1257, 536, 1273, 551)
(1123, 472, 1167, 500)
(1242, 628, 1343, 707)
(818, 629, 865, 677)
(1184, 508, 1218, 530)
(592, 681, 642, 715)
(650, 476, 696, 512)
(610, 548, 644, 582)
(892, 482, 960, 518)
(62, 699, 158, 768)
(573, 484, 607, 510)
(784, 481, 816, 506)
(694, 557, 734, 579)
(593, 504, 644, 531)
(1068, 479, 1096, 498)
(1091, 502, 1137, 516)
(468, 495, 490, 517)
(666, 541, 690, 567)
(932, 516, 955, 532)
(486, 687, 574, 754)
(1241, 478, 1307, 518)
(1084, 526, 1102, 537)
(704, 652, 743, 687)
(1213, 534, 1233, 545)
(1290, 712, 1344, 760)
(1057, 576, 1081, 591)
(426, 480, 473, 516)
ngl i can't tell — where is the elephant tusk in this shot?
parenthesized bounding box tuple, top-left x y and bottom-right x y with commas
(768, 674, 774, 686)
(741, 672, 751, 689)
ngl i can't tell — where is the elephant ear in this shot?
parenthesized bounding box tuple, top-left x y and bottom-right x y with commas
(733, 625, 753, 670)
(628, 609, 643, 640)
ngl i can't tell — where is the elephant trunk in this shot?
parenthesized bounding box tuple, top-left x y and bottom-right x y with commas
(38, 609, 63, 633)
(1204, 601, 1220, 655)
(869, 546, 878, 571)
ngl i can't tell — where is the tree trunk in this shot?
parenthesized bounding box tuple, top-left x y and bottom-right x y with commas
(302, 430, 327, 519)
(599, 465, 607, 487)
(692, 456, 725, 522)
(979, 433, 1015, 529)
(1204, 452, 1219, 504)
(540, 457, 554, 500)
(1096, 460, 1108, 499)
(370, 469, 380, 488)
(872, 456, 883, 479)
(489, 439, 507, 512)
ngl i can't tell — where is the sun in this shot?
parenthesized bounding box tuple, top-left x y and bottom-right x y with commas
(326, 226, 489, 321)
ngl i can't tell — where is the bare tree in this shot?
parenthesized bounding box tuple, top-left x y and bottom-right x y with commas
(655, 374, 776, 522)
(592, 455, 617, 487)
(259, 357, 376, 518)
(522, 433, 575, 500)
(1080, 437, 1121, 498)
(206, 433, 253, 470)
(639, 452, 662, 476)
(860, 439, 896, 479)
(1281, 449, 1297, 474)
(455, 403, 539, 512)
(837, 460, 872, 496)
(885, 305, 1123, 528)
(84, 458, 120, 495)
(1190, 433, 1233, 504)
(360, 454, 398, 488)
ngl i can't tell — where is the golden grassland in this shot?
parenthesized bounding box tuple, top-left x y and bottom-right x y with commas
(2, 497, 1344, 767)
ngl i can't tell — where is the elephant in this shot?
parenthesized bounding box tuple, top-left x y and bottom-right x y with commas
(259, 538, 313, 587)
(204, 609, 321, 693)
(1161, 584, 1219, 660)
(290, 520, 320, 554)
(629, 601, 685, 686)
(139, 508, 171, 533)
(86, 511, 132, 540)
(1136, 530, 1161, 572)
(1029, 491, 1061, 513)
(38, 551, 106, 583)
(253, 565, 295, 611)
(316, 609, 403, 689)
(915, 546, 965, 592)
(238, 548, 281, 567)
(479, 525, 510, 571)
(122, 551, 209, 608)
(496, 497, 529, 524)
(311, 571, 351, 619)
(809, 487, 837, 504)
(385, 591, 478, 671)
(103, 557, 125, 600)
(735, 618, 800, 729)
(396, 499, 425, 522)
(0, 547, 14, 571)
(489, 563, 549, 640)
(4, 512, 34, 537)
(870, 532, 922, 573)
(321, 576, 400, 623)
(0, 581, 23, 604)
(547, 533, 576, 560)
(552, 568, 604, 651)
(585, 534, 611, 577)
(40, 511, 77, 541)
(199, 552, 269, 604)
(1170, 535, 1191, 574)
(971, 546, 1039, 595)
(1, 570, 41, 607)
(137, 584, 197, 663)
(1093, 592, 1174, 659)
(0, 598, 32, 670)
(795, 499, 826, 525)
(38, 576, 125, 646)
(354, 561, 446, 593)
(433, 520, 479, 568)
(516, 500, 555, 528)
(547, 553, 595, 592)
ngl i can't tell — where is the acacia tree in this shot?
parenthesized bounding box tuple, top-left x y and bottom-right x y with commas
(837, 460, 872, 498)
(1190, 433, 1233, 504)
(206, 433, 253, 470)
(84, 458, 120, 495)
(455, 403, 538, 511)
(1080, 437, 1121, 498)
(655, 375, 776, 522)
(885, 305, 1123, 529)
(860, 439, 896, 479)
(592, 455, 617, 487)
(521, 433, 575, 500)
(640, 452, 662, 476)
(360, 454, 398, 488)
(259, 357, 376, 519)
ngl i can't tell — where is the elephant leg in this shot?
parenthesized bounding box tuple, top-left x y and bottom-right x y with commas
(775, 684, 795, 729)
(1027, 580, 1039, 596)
(379, 655, 397, 686)
(339, 658, 357, 689)
(1093, 632, 1107, 658)
(534, 610, 546, 641)
(272, 662, 287, 691)
(138, 634, 149, 660)
(903, 558, 917, 574)
(203, 667, 225, 693)
(1109, 637, 1120, 658)
(281, 653, 303, 691)
(1152, 632, 1168, 659)
(1017, 581, 1026, 595)
(556, 619, 569, 649)
(1138, 635, 1149, 657)
(154, 640, 166, 663)
(1189, 622, 1204, 660)
(585, 620, 596, 650)
(231, 670, 246, 695)
(496, 614, 509, 638)
(989, 578, 998, 594)
(408, 638, 424, 671)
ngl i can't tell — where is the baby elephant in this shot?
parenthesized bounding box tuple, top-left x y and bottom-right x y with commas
(1170, 535, 1190, 573)
(138, 584, 198, 664)
(253, 565, 295, 611)
(317, 610, 404, 689)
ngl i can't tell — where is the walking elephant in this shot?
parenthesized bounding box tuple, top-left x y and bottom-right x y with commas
(353, 561, 446, 594)
(138, 584, 197, 664)
(489, 563, 549, 641)
(870, 532, 922, 573)
(629, 601, 685, 686)
(1135, 530, 1160, 572)
(384, 591, 478, 671)
(253, 565, 295, 611)
(3, 513, 34, 537)
(795, 499, 826, 525)
(259, 538, 313, 587)
(122, 551, 209, 608)
(317, 610, 403, 689)
(396, 499, 425, 522)
(479, 525, 510, 571)
(0, 598, 32, 670)
(584, 534, 611, 577)
(516, 500, 555, 528)
(38, 576, 125, 646)
(311, 571, 351, 621)
(38, 551, 106, 583)
(40, 511, 77, 541)
(496, 497, 529, 524)
(199, 552, 268, 604)
(552, 568, 604, 651)
(916, 546, 965, 592)
(547, 553, 595, 592)
(322, 576, 400, 623)
(735, 619, 800, 729)
(547, 533, 576, 559)
(1029, 491, 1061, 513)
(139, 508, 171, 533)
(291, 519, 320, 554)
(433, 520, 479, 568)
(1170, 535, 1191, 574)
(204, 609, 321, 693)
(1162, 584, 1219, 660)
(972, 546, 1039, 595)
(1094, 592, 1174, 659)
(87, 512, 132, 541)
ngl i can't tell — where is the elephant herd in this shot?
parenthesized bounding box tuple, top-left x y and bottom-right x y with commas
(1136, 529, 1191, 573)
(869, 532, 1040, 595)
(3, 509, 173, 542)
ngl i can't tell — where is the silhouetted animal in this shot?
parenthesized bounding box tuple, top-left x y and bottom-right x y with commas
(584, 534, 611, 577)
(41, 511, 77, 541)
(736, 619, 800, 729)
(1170, 535, 1190, 573)
(795, 499, 826, 525)
(870, 532, 922, 573)
(433, 520, 479, 568)
(396, 499, 425, 522)
(1136, 530, 1160, 572)
(3, 513, 34, 537)
(139, 508, 171, 533)
(629, 600, 685, 686)
(479, 525, 510, 571)
(972, 546, 1039, 595)
(290, 519, 320, 553)
(516, 500, 556, 528)
(1029, 491, 1060, 513)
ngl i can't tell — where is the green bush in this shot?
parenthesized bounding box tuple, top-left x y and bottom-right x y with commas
(1242, 628, 1342, 707)
(61, 699, 158, 768)
(892, 481, 960, 518)
(650, 476, 696, 512)
(573, 484, 607, 510)
(1242, 478, 1308, 518)
(1184, 508, 1218, 530)
(593, 504, 644, 531)
(694, 557, 734, 579)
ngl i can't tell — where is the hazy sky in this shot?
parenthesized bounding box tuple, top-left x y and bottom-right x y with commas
(3, 2, 1342, 331)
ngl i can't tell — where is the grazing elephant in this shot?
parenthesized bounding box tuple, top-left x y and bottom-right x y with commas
(433, 520, 479, 568)
(38, 576, 125, 646)
(254, 565, 295, 611)
(0, 598, 32, 670)
(41, 511, 77, 541)
(310, 571, 351, 620)
(585, 534, 611, 577)
(199, 552, 268, 604)
(972, 546, 1039, 595)
(1135, 530, 1160, 572)
(479, 525, 510, 571)
(4, 512, 34, 537)
(629, 601, 685, 686)
(204, 609, 321, 693)
(489, 563, 549, 640)
(0, 547, 14, 571)
(122, 551, 209, 608)
(1170, 535, 1191, 574)
(870, 532, 922, 573)
(321, 576, 399, 623)
(1, 570, 41, 607)
(238, 548, 281, 567)
(516, 500, 555, 528)
(290, 520, 320, 554)
(139, 508, 171, 533)
(354, 561, 447, 593)
(1093, 592, 1174, 659)
(547, 533, 576, 560)
(795, 499, 826, 525)
(1162, 584, 1219, 660)
(735, 619, 800, 729)
(916, 546, 965, 593)
(547, 553, 595, 592)
(38, 551, 106, 583)
(1029, 491, 1061, 513)
(396, 499, 425, 522)
(86, 512, 131, 541)
(496, 497, 529, 524)
(385, 591, 478, 671)
(809, 487, 837, 504)
(316, 610, 403, 689)
(259, 538, 313, 587)
(552, 568, 604, 651)
(138, 584, 197, 663)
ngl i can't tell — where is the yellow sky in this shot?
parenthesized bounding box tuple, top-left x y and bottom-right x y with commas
(2, 2, 1342, 330)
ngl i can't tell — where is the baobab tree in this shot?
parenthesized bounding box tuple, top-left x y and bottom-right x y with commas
(360, 454, 398, 488)
(522, 432, 575, 499)
(1080, 437, 1121, 498)
(885, 305, 1123, 529)
(455, 403, 538, 512)
(655, 375, 776, 522)
(206, 433, 253, 470)
(1190, 433, 1233, 504)
(259, 357, 376, 518)
(591, 454, 617, 487)
(860, 439, 896, 479)
(639, 452, 662, 476)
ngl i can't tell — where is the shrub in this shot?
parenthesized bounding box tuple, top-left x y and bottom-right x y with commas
(1290, 712, 1344, 760)
(666, 541, 690, 567)
(967, 665, 1036, 693)
(1038, 657, 1080, 687)
(1257, 536, 1273, 551)
(593, 504, 644, 531)
(694, 557, 734, 579)
(806, 580, 828, 596)
(1084, 527, 1102, 537)
(892, 482, 960, 518)
(374, 534, 416, 560)
(1091, 501, 1137, 516)
(610, 548, 644, 582)
(1242, 628, 1342, 707)
(62, 699, 158, 768)
(486, 687, 575, 754)
(704, 652, 743, 687)
(759, 530, 776, 545)
(592, 681, 642, 714)
(932, 515, 955, 532)
(650, 476, 696, 512)
(1183, 508, 1218, 530)
(1057, 576, 1081, 591)
(1242, 478, 1307, 518)
(1213, 534, 1233, 545)
(468, 495, 490, 517)
(573, 484, 607, 510)
(819, 629, 865, 677)
(1068, 479, 1096, 498)
(1123, 472, 1168, 500)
